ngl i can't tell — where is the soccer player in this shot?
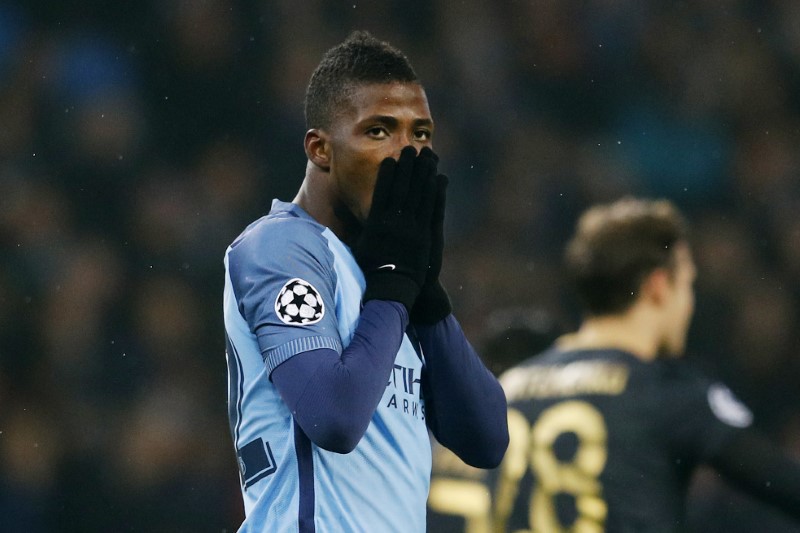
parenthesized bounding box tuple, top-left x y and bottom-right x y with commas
(491, 198, 800, 532)
(222, 31, 508, 532)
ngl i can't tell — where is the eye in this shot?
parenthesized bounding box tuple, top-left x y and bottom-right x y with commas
(366, 126, 389, 139)
(414, 129, 432, 142)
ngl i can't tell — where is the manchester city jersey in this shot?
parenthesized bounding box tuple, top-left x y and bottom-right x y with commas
(223, 200, 431, 533)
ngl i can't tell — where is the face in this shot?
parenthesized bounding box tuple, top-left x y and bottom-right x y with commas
(659, 242, 697, 356)
(324, 82, 434, 222)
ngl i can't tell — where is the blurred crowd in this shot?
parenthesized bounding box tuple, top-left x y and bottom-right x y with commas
(2, 1, 800, 531)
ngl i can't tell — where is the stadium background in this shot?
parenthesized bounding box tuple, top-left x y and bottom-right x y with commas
(1, 1, 800, 531)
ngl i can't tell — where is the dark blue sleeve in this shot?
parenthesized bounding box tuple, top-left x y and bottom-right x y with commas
(711, 428, 800, 520)
(417, 315, 509, 468)
(270, 299, 407, 454)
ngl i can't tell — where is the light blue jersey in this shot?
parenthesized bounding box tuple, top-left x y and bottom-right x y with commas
(223, 200, 432, 532)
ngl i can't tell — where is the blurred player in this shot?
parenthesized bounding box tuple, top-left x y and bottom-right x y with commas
(491, 198, 800, 532)
(222, 31, 508, 532)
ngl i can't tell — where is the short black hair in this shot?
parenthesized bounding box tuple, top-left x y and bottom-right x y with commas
(304, 30, 419, 129)
(565, 197, 688, 316)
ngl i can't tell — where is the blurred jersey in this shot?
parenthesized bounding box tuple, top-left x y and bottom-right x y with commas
(427, 441, 492, 533)
(490, 346, 752, 533)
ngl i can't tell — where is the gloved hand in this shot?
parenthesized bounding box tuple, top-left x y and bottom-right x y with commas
(354, 146, 439, 312)
(410, 170, 452, 324)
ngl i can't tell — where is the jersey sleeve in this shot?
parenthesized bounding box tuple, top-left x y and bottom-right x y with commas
(226, 217, 343, 373)
(416, 316, 509, 468)
(659, 363, 753, 461)
(709, 428, 800, 520)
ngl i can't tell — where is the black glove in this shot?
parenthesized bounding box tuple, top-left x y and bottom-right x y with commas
(410, 172, 452, 324)
(354, 146, 438, 312)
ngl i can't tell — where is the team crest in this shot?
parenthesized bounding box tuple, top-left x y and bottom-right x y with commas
(275, 278, 325, 325)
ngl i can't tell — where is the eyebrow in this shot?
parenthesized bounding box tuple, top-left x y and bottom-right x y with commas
(360, 115, 434, 129)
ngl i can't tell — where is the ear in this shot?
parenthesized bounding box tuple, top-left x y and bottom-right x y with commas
(304, 128, 331, 171)
(642, 268, 671, 306)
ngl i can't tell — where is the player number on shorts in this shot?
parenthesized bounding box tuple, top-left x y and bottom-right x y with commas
(494, 402, 608, 533)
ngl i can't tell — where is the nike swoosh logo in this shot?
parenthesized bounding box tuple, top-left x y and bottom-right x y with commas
(378, 264, 396, 271)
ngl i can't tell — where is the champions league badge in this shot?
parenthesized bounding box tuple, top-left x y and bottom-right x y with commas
(275, 278, 325, 325)
(707, 383, 753, 428)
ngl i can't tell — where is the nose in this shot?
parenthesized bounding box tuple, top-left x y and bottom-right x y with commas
(390, 133, 424, 160)
(394, 133, 413, 156)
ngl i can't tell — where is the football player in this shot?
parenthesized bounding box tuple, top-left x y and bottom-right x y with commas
(491, 197, 800, 532)
(222, 31, 508, 532)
